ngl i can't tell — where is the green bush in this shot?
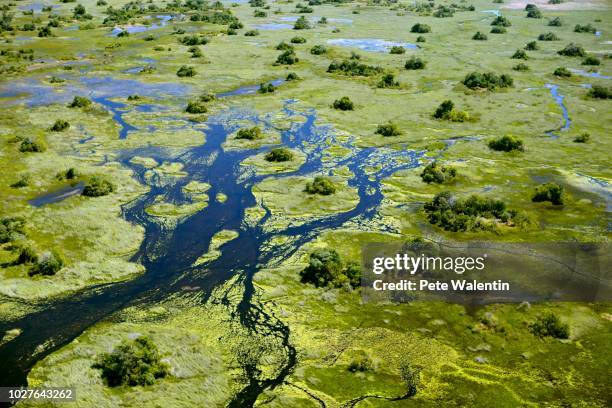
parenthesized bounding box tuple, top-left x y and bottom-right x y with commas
(532, 182, 564, 205)
(433, 100, 454, 119)
(265, 147, 293, 162)
(490, 26, 506, 34)
(276, 50, 298, 65)
(185, 101, 207, 114)
(19, 138, 47, 153)
(117, 30, 129, 38)
(420, 161, 457, 184)
(377, 73, 399, 88)
(290, 36, 306, 43)
(57, 167, 78, 180)
(11, 174, 30, 188)
(512, 49, 528, 59)
(491, 16, 511, 27)
(253, 9, 266, 17)
(557, 43, 586, 57)
(176, 65, 196, 77)
(92, 336, 171, 387)
(82, 176, 115, 197)
(404, 56, 426, 70)
(463, 72, 513, 90)
(28, 251, 64, 276)
(574, 23, 596, 33)
(236, 126, 262, 140)
(416, 35, 426, 43)
(553, 67, 571, 77)
(199, 92, 216, 102)
(526, 8, 542, 18)
(310, 45, 327, 55)
(375, 122, 402, 137)
(327, 60, 383, 77)
(258, 82, 276, 94)
(38, 26, 52, 37)
(525, 41, 538, 50)
(530, 313, 569, 339)
(0, 216, 26, 244)
(189, 46, 203, 58)
(299, 249, 360, 288)
(389, 46, 406, 54)
(582, 55, 600, 66)
(305, 176, 336, 195)
(276, 41, 294, 51)
(16, 245, 38, 265)
(180, 35, 208, 46)
(244, 29, 259, 36)
(348, 357, 373, 372)
(548, 17, 562, 26)
(587, 85, 611, 99)
(538, 32, 559, 41)
(333, 96, 354, 111)
(400, 363, 421, 397)
(410, 23, 431, 33)
(433, 5, 454, 18)
(68, 96, 92, 108)
(51, 119, 70, 131)
(513, 63, 529, 71)
(286, 72, 300, 81)
(573, 132, 590, 143)
(488, 135, 524, 152)
(293, 16, 311, 29)
(472, 31, 487, 41)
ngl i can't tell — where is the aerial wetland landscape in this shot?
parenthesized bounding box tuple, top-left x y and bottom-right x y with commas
(0, 0, 611, 406)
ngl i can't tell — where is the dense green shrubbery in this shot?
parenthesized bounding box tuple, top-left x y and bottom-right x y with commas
(410, 23, 431, 33)
(348, 357, 373, 372)
(82, 176, 115, 197)
(333, 96, 354, 111)
(199, 92, 216, 102)
(587, 85, 611, 99)
(582, 55, 600, 66)
(433, 5, 454, 18)
(265, 147, 293, 162)
(244, 29, 259, 36)
(553, 67, 571, 77)
(180, 35, 208, 46)
(16, 245, 38, 265)
(57, 167, 78, 180)
(19, 138, 47, 153)
(573, 132, 590, 143)
(530, 313, 569, 339)
(0, 216, 26, 244)
(28, 251, 64, 276)
(375, 122, 402, 136)
(253, 9, 266, 17)
(491, 16, 511, 27)
(327, 60, 383, 76)
(512, 49, 528, 59)
(275, 49, 298, 65)
(538, 32, 559, 41)
(490, 26, 506, 34)
(290, 36, 306, 43)
(420, 161, 457, 184)
(276, 41, 294, 51)
(310, 45, 326, 55)
(574, 23, 596, 33)
(424, 191, 526, 232)
(377, 73, 399, 88)
(176, 65, 196, 77)
(299, 248, 360, 289)
(432, 100, 468, 122)
(513, 63, 529, 71)
(557, 43, 586, 57)
(416, 35, 426, 43)
(10, 175, 29, 188)
(472, 31, 487, 41)
(258, 82, 276, 93)
(404, 56, 426, 70)
(236, 126, 262, 140)
(293, 16, 311, 29)
(51, 119, 70, 131)
(92, 336, 171, 387)
(526, 8, 542, 18)
(463, 72, 513, 90)
(38, 26, 52, 37)
(525, 41, 538, 50)
(548, 17, 562, 26)
(305, 176, 336, 195)
(185, 101, 207, 114)
(488, 135, 524, 152)
(389, 46, 406, 54)
(68, 96, 92, 108)
(532, 182, 564, 205)
(286, 72, 300, 81)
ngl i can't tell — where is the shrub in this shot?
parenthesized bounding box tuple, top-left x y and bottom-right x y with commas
(51, 119, 70, 131)
(258, 82, 276, 93)
(433, 100, 454, 119)
(587, 85, 611, 99)
(400, 363, 421, 397)
(290, 36, 306, 43)
(180, 35, 209, 46)
(548, 17, 562, 26)
(144, 34, 154, 41)
(38, 26, 52, 37)
(310, 45, 326, 55)
(389, 46, 405, 54)
(488, 135, 524, 152)
(229, 21, 243, 29)
(286, 72, 300, 81)
(10, 175, 30, 188)
(573, 132, 590, 143)
(92, 336, 171, 387)
(244, 29, 259, 36)
(0, 217, 26, 244)
(404, 56, 426, 70)
(463, 72, 513, 90)
(293, 16, 311, 29)
(420, 161, 457, 184)
(553, 67, 571, 77)
(265, 147, 293, 162)
(491, 16, 511, 27)
(348, 357, 373, 372)
(513, 63, 529, 71)
(333, 96, 354, 111)
(574, 23, 596, 33)
(327, 60, 383, 77)
(512, 49, 528, 59)
(558, 43, 586, 57)
(254, 9, 266, 17)
(28, 251, 63, 276)
(305, 176, 336, 195)
(410, 23, 431, 33)
(17, 245, 38, 265)
(276, 41, 294, 51)
(117, 30, 129, 38)
(127, 95, 141, 101)
(582, 55, 600, 66)
(236, 126, 262, 140)
(490, 26, 506, 34)
(530, 313, 569, 339)
(525, 41, 538, 50)
(185, 101, 207, 114)
(433, 6, 454, 18)
(57, 167, 78, 180)
(375, 122, 402, 137)
(176, 65, 196, 77)
(377, 73, 399, 88)
(532, 182, 564, 205)
(299, 248, 360, 288)
(68, 96, 92, 108)
(538, 32, 559, 41)
(189, 46, 203, 58)
(82, 176, 114, 197)
(276, 50, 298, 65)
(199, 92, 216, 102)
(526, 8, 542, 18)
(19, 138, 47, 153)
(472, 31, 487, 41)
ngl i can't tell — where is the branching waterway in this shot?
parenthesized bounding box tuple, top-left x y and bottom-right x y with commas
(0, 76, 422, 404)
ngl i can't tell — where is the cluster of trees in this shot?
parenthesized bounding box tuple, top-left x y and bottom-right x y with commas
(179, 35, 208, 46)
(573, 132, 590, 143)
(525, 4, 542, 18)
(389, 46, 406, 55)
(405, 56, 426, 70)
(553, 67, 571, 77)
(258, 82, 276, 93)
(348, 357, 373, 372)
(548, 17, 562, 26)
(73, 4, 92, 20)
(275, 49, 298, 65)
(236, 126, 262, 140)
(18, 137, 47, 153)
(491, 16, 511, 27)
(420, 161, 457, 184)
(513, 63, 529, 72)
(327, 60, 383, 77)
(424, 191, 528, 232)
(299, 248, 360, 289)
(82, 176, 115, 197)
(333, 96, 354, 111)
(244, 29, 259, 37)
(538, 32, 559, 41)
(310, 45, 326, 55)
(582, 55, 600, 66)
(305, 176, 336, 195)
(411, 23, 431, 33)
(51, 119, 70, 132)
(377, 73, 400, 89)
(375, 122, 402, 137)
(525, 41, 539, 51)
(293, 16, 311, 30)
(512, 49, 528, 60)
(276, 41, 293, 51)
(558, 43, 586, 57)
(10, 174, 30, 188)
(185, 101, 207, 114)
(176, 65, 196, 77)
(0, 216, 25, 244)
(92, 336, 171, 387)
(189, 46, 202, 58)
(291, 36, 306, 44)
(488, 135, 524, 152)
(433, 100, 469, 122)
(463, 72, 513, 90)
(529, 313, 569, 339)
(574, 23, 597, 34)
(587, 85, 611, 99)
(532, 182, 564, 205)
(68, 96, 92, 108)
(265, 147, 293, 162)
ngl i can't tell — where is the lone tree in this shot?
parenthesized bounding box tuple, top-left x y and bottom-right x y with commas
(410, 23, 431, 33)
(236, 126, 262, 140)
(299, 248, 360, 288)
(573, 132, 590, 143)
(68, 96, 92, 108)
(488, 135, 524, 152)
(548, 17, 562, 26)
(405, 56, 426, 70)
(290, 36, 306, 43)
(333, 96, 354, 111)
(420, 161, 457, 184)
(375, 122, 402, 137)
(51, 119, 70, 131)
(490, 26, 506, 34)
(92, 336, 171, 387)
(532, 182, 564, 205)
(286, 72, 300, 81)
(525, 41, 538, 50)
(305, 176, 336, 195)
(275, 50, 299, 65)
(82, 176, 115, 197)
(265, 147, 293, 162)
